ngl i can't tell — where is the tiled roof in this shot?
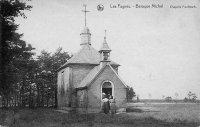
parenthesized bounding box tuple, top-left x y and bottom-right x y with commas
(59, 45, 119, 70)
(68, 45, 100, 64)
(77, 65, 101, 88)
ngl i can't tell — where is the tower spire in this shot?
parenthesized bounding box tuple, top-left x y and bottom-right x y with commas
(99, 30, 111, 66)
(82, 4, 90, 26)
(80, 5, 91, 46)
(104, 30, 107, 40)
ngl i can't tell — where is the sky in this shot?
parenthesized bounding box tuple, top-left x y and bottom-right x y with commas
(16, 0, 200, 99)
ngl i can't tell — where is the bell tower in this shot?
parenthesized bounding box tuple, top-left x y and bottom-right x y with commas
(99, 30, 111, 67)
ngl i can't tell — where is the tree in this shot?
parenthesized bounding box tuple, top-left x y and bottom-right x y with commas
(188, 91, 193, 100)
(192, 94, 197, 101)
(165, 96, 172, 102)
(51, 47, 71, 107)
(0, 1, 72, 108)
(35, 48, 70, 107)
(184, 91, 198, 102)
(0, 0, 34, 108)
(126, 86, 136, 102)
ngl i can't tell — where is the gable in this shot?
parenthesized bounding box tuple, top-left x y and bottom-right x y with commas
(77, 64, 127, 89)
(89, 64, 127, 88)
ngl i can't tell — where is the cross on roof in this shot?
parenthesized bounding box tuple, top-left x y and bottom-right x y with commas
(82, 4, 90, 26)
(104, 30, 107, 40)
(105, 30, 107, 39)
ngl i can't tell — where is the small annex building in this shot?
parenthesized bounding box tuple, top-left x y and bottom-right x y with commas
(57, 10, 128, 112)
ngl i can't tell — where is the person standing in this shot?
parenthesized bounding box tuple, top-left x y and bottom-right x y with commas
(110, 96, 117, 117)
(100, 93, 106, 113)
(102, 95, 110, 114)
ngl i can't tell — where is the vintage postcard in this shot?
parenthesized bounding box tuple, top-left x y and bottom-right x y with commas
(0, 0, 200, 126)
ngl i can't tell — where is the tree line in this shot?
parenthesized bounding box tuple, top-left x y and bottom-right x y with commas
(0, 0, 71, 108)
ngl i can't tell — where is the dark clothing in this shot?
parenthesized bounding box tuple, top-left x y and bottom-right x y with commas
(110, 102, 117, 115)
(103, 101, 110, 114)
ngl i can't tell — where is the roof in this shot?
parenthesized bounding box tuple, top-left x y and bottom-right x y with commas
(99, 37, 111, 51)
(76, 64, 127, 89)
(77, 65, 101, 88)
(68, 45, 100, 64)
(59, 45, 119, 70)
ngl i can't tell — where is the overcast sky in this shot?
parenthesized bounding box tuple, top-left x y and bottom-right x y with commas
(16, 0, 200, 99)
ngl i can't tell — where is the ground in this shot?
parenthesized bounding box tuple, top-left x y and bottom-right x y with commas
(0, 103, 200, 127)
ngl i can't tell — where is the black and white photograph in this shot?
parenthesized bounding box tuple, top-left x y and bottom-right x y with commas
(0, 0, 200, 126)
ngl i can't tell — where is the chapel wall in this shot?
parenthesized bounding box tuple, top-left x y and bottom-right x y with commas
(77, 90, 88, 108)
(57, 67, 72, 107)
(57, 70, 62, 107)
(88, 65, 127, 108)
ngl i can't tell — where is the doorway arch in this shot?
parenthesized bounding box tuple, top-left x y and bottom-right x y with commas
(101, 81, 114, 100)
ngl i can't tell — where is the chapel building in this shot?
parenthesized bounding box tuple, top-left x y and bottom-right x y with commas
(57, 10, 127, 113)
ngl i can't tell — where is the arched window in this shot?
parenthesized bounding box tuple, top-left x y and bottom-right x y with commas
(101, 81, 114, 99)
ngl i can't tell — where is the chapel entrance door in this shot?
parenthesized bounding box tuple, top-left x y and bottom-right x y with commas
(102, 82, 113, 99)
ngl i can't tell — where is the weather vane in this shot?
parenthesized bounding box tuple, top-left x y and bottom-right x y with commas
(82, 4, 90, 26)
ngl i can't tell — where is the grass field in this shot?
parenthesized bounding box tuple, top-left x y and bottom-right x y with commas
(126, 103, 200, 123)
(0, 103, 200, 127)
